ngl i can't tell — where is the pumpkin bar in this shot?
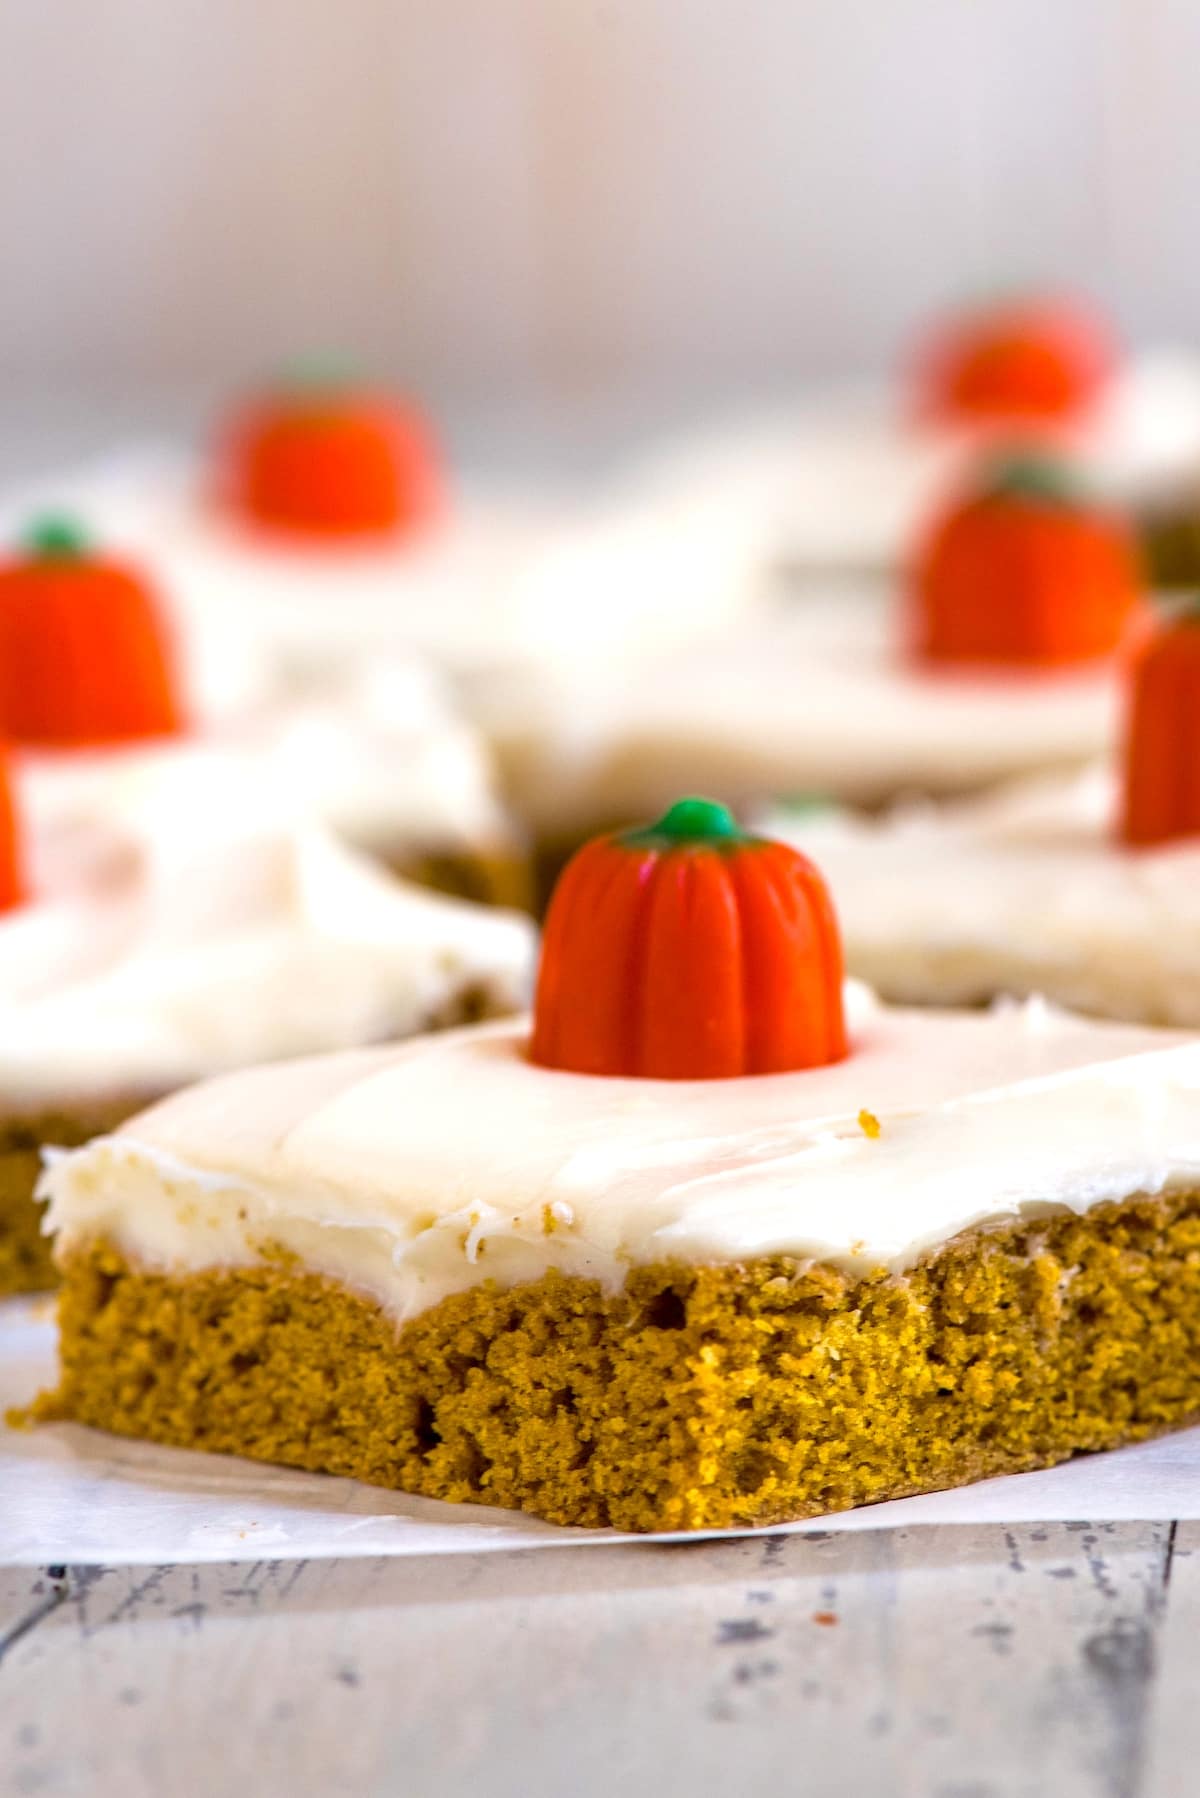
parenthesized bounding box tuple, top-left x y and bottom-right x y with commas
(7, 513, 532, 915)
(70, 370, 752, 723)
(477, 451, 1140, 878)
(23, 661, 534, 917)
(33, 800, 1200, 1532)
(0, 771, 534, 1296)
(641, 297, 1199, 581)
(0, 521, 536, 1294)
(233, 663, 532, 912)
(760, 600, 1200, 1026)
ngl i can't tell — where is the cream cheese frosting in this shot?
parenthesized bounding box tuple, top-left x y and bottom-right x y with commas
(474, 593, 1119, 834)
(43, 984, 1200, 1321)
(18, 656, 518, 868)
(235, 662, 518, 861)
(759, 764, 1200, 1024)
(629, 389, 967, 576)
(0, 757, 535, 1107)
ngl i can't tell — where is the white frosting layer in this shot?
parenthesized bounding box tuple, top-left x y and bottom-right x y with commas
(19, 658, 517, 867)
(475, 592, 1118, 832)
(45, 987, 1200, 1320)
(760, 765, 1200, 1024)
(631, 388, 967, 575)
(0, 761, 535, 1106)
(237, 663, 516, 859)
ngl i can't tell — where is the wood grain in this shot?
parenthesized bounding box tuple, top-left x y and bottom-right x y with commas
(1139, 1520, 1198, 1798)
(0, 1523, 1185, 1797)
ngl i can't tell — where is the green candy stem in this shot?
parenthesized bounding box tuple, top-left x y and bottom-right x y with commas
(620, 796, 749, 851)
(980, 453, 1084, 509)
(22, 515, 90, 561)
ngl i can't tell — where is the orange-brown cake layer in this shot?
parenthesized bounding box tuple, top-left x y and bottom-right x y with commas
(396, 846, 533, 915)
(38, 1189, 1200, 1531)
(0, 1099, 150, 1295)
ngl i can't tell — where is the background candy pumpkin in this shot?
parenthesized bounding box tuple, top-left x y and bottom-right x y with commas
(1121, 603, 1200, 847)
(219, 374, 443, 539)
(910, 454, 1143, 668)
(0, 517, 184, 749)
(913, 295, 1114, 425)
(0, 749, 23, 913)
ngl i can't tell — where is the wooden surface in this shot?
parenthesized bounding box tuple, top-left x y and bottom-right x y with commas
(1, 1522, 1196, 1797)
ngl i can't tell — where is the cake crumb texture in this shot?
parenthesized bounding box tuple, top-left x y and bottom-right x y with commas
(39, 1190, 1200, 1531)
(0, 1100, 147, 1296)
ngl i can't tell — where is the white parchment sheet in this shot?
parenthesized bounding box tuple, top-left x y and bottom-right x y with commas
(4, 1298, 1200, 1566)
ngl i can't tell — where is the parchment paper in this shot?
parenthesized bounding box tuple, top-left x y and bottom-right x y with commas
(5, 1299, 1199, 1566)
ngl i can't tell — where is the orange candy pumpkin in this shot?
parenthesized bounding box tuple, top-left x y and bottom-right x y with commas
(0, 750, 24, 912)
(1120, 605, 1200, 847)
(531, 797, 847, 1080)
(221, 370, 442, 539)
(911, 455, 1142, 668)
(0, 517, 185, 749)
(914, 296, 1113, 425)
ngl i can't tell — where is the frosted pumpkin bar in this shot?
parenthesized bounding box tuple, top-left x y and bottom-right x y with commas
(34, 800, 1200, 1533)
(476, 453, 1142, 872)
(0, 522, 535, 1294)
(0, 774, 534, 1295)
(640, 296, 1200, 580)
(1, 515, 530, 911)
(759, 600, 1200, 1026)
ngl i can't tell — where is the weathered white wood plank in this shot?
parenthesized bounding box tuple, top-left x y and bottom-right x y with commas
(1138, 1521, 1199, 1798)
(863, 1522, 1172, 1798)
(0, 1564, 72, 1679)
(0, 1524, 1176, 1798)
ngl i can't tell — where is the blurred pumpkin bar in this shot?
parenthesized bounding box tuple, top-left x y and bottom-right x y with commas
(0, 519, 535, 1294)
(760, 598, 1200, 1025)
(224, 661, 533, 912)
(64, 367, 756, 729)
(473, 450, 1143, 898)
(633, 294, 1200, 583)
(32, 801, 1200, 1531)
(4, 514, 532, 912)
(0, 776, 534, 1295)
